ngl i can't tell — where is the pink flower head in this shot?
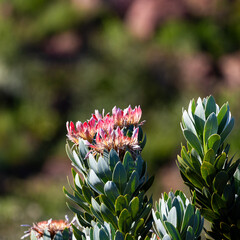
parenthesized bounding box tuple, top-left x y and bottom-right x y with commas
(89, 126, 140, 154)
(66, 105, 144, 154)
(112, 105, 143, 127)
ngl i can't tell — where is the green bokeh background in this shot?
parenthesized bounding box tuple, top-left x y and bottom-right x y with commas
(0, 0, 240, 238)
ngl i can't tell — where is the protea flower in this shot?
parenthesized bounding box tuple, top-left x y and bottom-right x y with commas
(64, 105, 153, 239)
(66, 105, 145, 156)
(21, 216, 73, 240)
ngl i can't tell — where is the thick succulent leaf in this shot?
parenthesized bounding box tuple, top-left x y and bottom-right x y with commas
(194, 100, 205, 135)
(53, 231, 63, 240)
(201, 161, 216, 186)
(185, 226, 194, 240)
(82, 185, 94, 204)
(123, 151, 135, 178)
(172, 198, 182, 230)
(180, 204, 194, 234)
(73, 150, 86, 175)
(203, 149, 215, 165)
(162, 235, 171, 240)
(88, 170, 104, 194)
(167, 207, 177, 228)
(203, 113, 218, 152)
(43, 230, 51, 240)
(115, 195, 128, 216)
(63, 187, 90, 212)
(207, 134, 221, 154)
(124, 233, 134, 240)
(114, 231, 124, 240)
(214, 152, 227, 170)
(109, 149, 120, 172)
(118, 208, 132, 233)
(123, 170, 139, 195)
(182, 110, 197, 134)
(100, 194, 115, 213)
(135, 155, 144, 177)
(183, 130, 203, 157)
(132, 218, 144, 236)
(220, 118, 234, 145)
(129, 197, 140, 219)
(97, 156, 112, 183)
(213, 171, 229, 195)
(113, 162, 127, 194)
(226, 159, 240, 178)
(79, 139, 88, 164)
(222, 183, 235, 205)
(211, 193, 226, 214)
(99, 228, 109, 240)
(205, 95, 216, 118)
(185, 167, 206, 190)
(88, 154, 98, 173)
(100, 203, 118, 229)
(104, 181, 120, 203)
(217, 103, 229, 133)
(165, 221, 181, 240)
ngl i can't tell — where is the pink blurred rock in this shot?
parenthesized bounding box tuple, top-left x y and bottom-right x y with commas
(182, 0, 219, 16)
(71, 0, 101, 11)
(125, 0, 185, 39)
(44, 31, 82, 56)
(220, 53, 240, 87)
(179, 53, 213, 89)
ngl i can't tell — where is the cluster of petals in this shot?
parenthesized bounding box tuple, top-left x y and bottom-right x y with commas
(21, 217, 72, 239)
(66, 105, 143, 154)
(88, 126, 140, 154)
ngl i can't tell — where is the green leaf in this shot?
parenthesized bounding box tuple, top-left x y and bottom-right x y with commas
(88, 154, 98, 174)
(99, 228, 109, 240)
(109, 149, 120, 171)
(203, 149, 215, 165)
(114, 231, 124, 240)
(200, 208, 219, 222)
(53, 232, 63, 240)
(211, 192, 226, 214)
(194, 99, 205, 135)
(129, 197, 139, 219)
(118, 208, 132, 233)
(214, 152, 227, 170)
(97, 156, 112, 183)
(123, 170, 139, 195)
(82, 185, 94, 204)
(104, 181, 120, 203)
(124, 233, 134, 240)
(113, 162, 127, 194)
(186, 226, 194, 240)
(165, 221, 181, 240)
(203, 113, 218, 152)
(182, 110, 197, 134)
(181, 204, 194, 233)
(207, 134, 221, 154)
(217, 103, 229, 133)
(220, 118, 234, 145)
(183, 130, 203, 157)
(185, 167, 206, 190)
(87, 169, 104, 194)
(201, 161, 216, 186)
(115, 195, 128, 216)
(132, 218, 144, 236)
(162, 235, 171, 240)
(213, 171, 229, 195)
(123, 151, 135, 178)
(100, 203, 118, 229)
(205, 95, 216, 118)
(99, 194, 115, 213)
(43, 230, 51, 240)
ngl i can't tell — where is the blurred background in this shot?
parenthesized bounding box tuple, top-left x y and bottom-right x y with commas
(0, 0, 240, 238)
